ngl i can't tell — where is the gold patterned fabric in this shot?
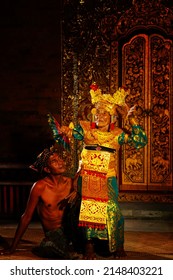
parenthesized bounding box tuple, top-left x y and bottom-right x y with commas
(79, 168, 108, 228)
(78, 175, 125, 252)
(79, 199, 107, 229)
(81, 148, 111, 174)
(80, 170, 108, 199)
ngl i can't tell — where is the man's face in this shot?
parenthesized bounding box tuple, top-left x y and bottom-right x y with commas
(46, 153, 66, 175)
(95, 108, 111, 128)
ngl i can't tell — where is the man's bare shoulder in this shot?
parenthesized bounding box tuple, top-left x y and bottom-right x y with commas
(31, 178, 47, 193)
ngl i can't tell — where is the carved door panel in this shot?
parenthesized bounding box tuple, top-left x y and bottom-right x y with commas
(120, 34, 173, 191)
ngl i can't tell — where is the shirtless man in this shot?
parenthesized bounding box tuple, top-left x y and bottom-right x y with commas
(0, 147, 78, 259)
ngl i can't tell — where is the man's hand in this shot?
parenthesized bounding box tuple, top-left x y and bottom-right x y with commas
(0, 236, 15, 256)
(67, 190, 78, 203)
(0, 247, 15, 256)
(0, 235, 9, 250)
(57, 190, 79, 210)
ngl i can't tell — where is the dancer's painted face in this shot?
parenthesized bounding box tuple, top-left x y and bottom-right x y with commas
(95, 108, 111, 128)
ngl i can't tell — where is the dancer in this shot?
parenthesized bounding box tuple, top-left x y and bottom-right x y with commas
(48, 83, 148, 259)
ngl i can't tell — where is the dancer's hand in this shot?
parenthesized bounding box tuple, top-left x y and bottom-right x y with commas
(127, 105, 136, 118)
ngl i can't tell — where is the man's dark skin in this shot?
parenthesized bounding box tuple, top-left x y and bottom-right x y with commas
(0, 152, 77, 256)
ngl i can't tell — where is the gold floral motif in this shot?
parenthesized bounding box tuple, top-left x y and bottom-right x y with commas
(79, 199, 107, 225)
(81, 149, 111, 173)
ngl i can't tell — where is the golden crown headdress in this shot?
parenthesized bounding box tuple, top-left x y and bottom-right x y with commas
(90, 83, 129, 115)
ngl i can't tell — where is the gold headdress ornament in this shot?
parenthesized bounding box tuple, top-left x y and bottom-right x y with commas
(90, 83, 129, 115)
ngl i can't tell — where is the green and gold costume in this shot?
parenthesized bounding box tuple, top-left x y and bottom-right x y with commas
(73, 121, 147, 252)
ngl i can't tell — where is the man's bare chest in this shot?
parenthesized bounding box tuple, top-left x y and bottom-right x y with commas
(40, 181, 71, 207)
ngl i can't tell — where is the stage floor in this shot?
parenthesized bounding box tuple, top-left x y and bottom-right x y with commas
(0, 219, 173, 260)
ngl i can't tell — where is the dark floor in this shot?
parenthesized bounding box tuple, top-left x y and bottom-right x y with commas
(0, 218, 173, 260)
(0, 202, 173, 260)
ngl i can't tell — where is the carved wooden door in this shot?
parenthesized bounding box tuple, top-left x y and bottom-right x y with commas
(120, 33, 173, 191)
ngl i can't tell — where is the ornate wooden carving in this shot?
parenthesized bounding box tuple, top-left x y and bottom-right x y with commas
(119, 192, 173, 203)
(114, 0, 173, 39)
(120, 34, 173, 191)
(121, 35, 147, 187)
(149, 35, 172, 187)
(62, 0, 173, 199)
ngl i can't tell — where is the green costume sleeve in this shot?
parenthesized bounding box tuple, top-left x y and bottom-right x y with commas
(118, 124, 148, 149)
(72, 124, 84, 141)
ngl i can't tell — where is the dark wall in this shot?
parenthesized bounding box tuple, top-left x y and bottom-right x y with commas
(0, 0, 62, 165)
(1, 0, 173, 166)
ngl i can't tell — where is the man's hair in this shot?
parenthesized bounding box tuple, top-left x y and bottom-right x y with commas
(29, 147, 55, 173)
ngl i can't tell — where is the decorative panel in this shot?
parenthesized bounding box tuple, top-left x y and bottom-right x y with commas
(149, 35, 172, 189)
(121, 35, 148, 189)
(120, 34, 173, 191)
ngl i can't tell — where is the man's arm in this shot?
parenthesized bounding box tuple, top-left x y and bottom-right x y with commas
(7, 182, 43, 254)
